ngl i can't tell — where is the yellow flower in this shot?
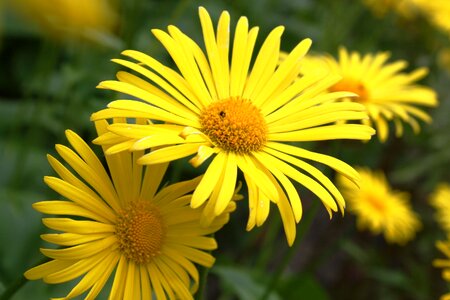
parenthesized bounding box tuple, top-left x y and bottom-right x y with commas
(362, 0, 417, 18)
(9, 0, 118, 43)
(363, 0, 450, 38)
(433, 238, 450, 300)
(91, 7, 375, 245)
(337, 167, 421, 245)
(24, 121, 236, 299)
(430, 183, 450, 233)
(410, 0, 450, 37)
(438, 48, 450, 74)
(302, 48, 438, 142)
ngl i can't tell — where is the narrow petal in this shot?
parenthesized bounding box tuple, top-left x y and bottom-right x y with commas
(42, 218, 115, 234)
(253, 152, 338, 213)
(41, 232, 109, 247)
(214, 152, 238, 215)
(33, 201, 109, 223)
(138, 143, 204, 165)
(109, 255, 127, 300)
(41, 236, 117, 261)
(43, 249, 111, 284)
(268, 124, 375, 141)
(24, 260, 73, 280)
(44, 176, 116, 222)
(243, 26, 284, 103)
(191, 152, 226, 208)
(255, 38, 312, 107)
(236, 154, 279, 202)
(65, 251, 119, 299)
(266, 142, 360, 185)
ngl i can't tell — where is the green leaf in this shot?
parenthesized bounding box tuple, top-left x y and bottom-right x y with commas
(212, 265, 281, 300)
(278, 273, 329, 300)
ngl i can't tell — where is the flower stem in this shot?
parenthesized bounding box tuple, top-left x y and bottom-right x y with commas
(259, 201, 320, 300)
(194, 265, 210, 300)
(0, 274, 28, 300)
(0, 257, 50, 300)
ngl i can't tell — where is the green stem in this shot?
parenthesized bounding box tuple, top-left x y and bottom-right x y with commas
(259, 201, 320, 300)
(0, 275, 27, 300)
(194, 265, 210, 300)
(256, 215, 282, 270)
(0, 256, 49, 300)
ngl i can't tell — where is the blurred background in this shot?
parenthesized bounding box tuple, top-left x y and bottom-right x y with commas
(0, 0, 449, 299)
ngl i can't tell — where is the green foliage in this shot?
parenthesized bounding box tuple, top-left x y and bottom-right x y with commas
(0, 0, 449, 299)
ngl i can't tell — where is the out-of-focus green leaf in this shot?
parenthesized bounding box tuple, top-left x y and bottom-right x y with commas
(212, 265, 281, 300)
(340, 239, 371, 265)
(278, 273, 329, 300)
(368, 268, 410, 289)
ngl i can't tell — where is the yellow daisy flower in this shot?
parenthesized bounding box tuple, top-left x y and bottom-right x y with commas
(337, 167, 421, 245)
(362, 0, 416, 18)
(24, 121, 236, 299)
(433, 238, 450, 300)
(410, 0, 450, 37)
(91, 7, 375, 245)
(9, 0, 117, 43)
(301, 47, 438, 142)
(430, 183, 450, 233)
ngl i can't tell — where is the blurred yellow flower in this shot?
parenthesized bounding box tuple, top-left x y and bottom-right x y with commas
(24, 121, 236, 299)
(438, 48, 450, 73)
(9, 0, 118, 44)
(410, 0, 450, 37)
(362, 0, 417, 18)
(364, 0, 450, 38)
(91, 7, 376, 245)
(430, 183, 450, 233)
(433, 238, 450, 300)
(302, 48, 438, 142)
(337, 167, 421, 245)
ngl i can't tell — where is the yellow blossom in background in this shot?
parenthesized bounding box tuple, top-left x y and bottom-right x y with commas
(410, 0, 450, 37)
(301, 48, 438, 142)
(433, 238, 450, 300)
(91, 7, 376, 245)
(430, 183, 450, 234)
(9, 0, 118, 44)
(362, 0, 417, 18)
(337, 168, 421, 245)
(363, 0, 450, 38)
(24, 121, 237, 299)
(438, 48, 450, 74)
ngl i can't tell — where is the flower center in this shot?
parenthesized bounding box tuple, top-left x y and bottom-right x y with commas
(115, 200, 165, 264)
(365, 194, 386, 213)
(199, 97, 267, 153)
(329, 78, 369, 102)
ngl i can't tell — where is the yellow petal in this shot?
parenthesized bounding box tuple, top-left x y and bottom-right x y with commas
(138, 143, 203, 165)
(236, 154, 279, 202)
(214, 152, 238, 215)
(191, 152, 226, 208)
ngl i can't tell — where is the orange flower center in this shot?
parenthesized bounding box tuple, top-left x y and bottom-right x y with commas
(115, 200, 165, 264)
(199, 97, 267, 153)
(329, 78, 369, 102)
(365, 194, 386, 212)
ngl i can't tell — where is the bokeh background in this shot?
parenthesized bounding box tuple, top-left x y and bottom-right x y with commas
(0, 0, 449, 299)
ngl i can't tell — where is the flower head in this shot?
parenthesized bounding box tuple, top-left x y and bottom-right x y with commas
(337, 167, 421, 244)
(10, 0, 118, 44)
(91, 7, 375, 245)
(301, 48, 438, 142)
(362, 0, 417, 18)
(433, 238, 450, 300)
(410, 0, 450, 37)
(430, 183, 450, 233)
(24, 121, 236, 299)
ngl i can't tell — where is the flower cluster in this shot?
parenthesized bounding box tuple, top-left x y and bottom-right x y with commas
(23, 6, 440, 299)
